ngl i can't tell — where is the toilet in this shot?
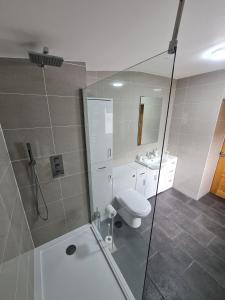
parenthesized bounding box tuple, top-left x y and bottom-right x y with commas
(113, 165, 151, 228)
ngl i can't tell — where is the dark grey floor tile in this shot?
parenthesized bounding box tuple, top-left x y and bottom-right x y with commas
(154, 198, 174, 218)
(148, 252, 200, 300)
(113, 246, 146, 300)
(198, 193, 218, 207)
(163, 188, 192, 203)
(212, 201, 225, 215)
(150, 225, 192, 275)
(174, 232, 225, 288)
(183, 262, 225, 300)
(208, 237, 225, 262)
(196, 214, 225, 241)
(167, 196, 199, 219)
(170, 210, 215, 247)
(143, 276, 164, 300)
(188, 199, 225, 226)
(155, 216, 183, 239)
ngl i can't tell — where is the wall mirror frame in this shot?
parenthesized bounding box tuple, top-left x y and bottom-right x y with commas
(137, 95, 163, 145)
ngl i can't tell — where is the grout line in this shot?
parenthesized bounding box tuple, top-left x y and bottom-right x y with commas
(16, 171, 87, 189)
(42, 67, 56, 155)
(3, 126, 51, 131)
(52, 124, 83, 128)
(182, 260, 194, 275)
(206, 235, 216, 247)
(10, 147, 85, 163)
(0, 92, 82, 98)
(58, 178, 68, 227)
(3, 124, 83, 131)
(0, 92, 46, 96)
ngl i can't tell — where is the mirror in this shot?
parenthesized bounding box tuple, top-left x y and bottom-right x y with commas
(137, 96, 163, 145)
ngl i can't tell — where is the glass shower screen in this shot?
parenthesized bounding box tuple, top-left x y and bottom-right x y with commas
(83, 50, 176, 299)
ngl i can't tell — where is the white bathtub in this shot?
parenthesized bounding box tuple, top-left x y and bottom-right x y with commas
(34, 224, 135, 300)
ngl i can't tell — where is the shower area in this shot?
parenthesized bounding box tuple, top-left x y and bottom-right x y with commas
(0, 49, 176, 300)
(4, 1, 225, 299)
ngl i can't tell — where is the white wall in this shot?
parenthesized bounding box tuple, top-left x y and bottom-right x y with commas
(168, 69, 225, 199)
(198, 100, 225, 198)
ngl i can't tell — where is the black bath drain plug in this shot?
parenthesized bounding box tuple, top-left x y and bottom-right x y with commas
(66, 244, 77, 255)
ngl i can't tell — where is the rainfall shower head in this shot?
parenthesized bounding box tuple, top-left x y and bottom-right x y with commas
(28, 47, 64, 67)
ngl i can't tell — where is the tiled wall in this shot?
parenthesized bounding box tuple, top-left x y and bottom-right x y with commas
(0, 58, 89, 246)
(86, 71, 175, 166)
(0, 126, 34, 300)
(198, 100, 225, 198)
(168, 69, 225, 199)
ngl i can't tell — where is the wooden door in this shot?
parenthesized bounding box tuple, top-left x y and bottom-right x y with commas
(211, 139, 225, 199)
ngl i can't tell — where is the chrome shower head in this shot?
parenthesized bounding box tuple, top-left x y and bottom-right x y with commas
(28, 47, 64, 67)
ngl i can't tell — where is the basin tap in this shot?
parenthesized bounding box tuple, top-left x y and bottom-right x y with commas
(152, 149, 159, 157)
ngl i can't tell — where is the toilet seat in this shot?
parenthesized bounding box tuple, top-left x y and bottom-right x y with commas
(116, 189, 151, 217)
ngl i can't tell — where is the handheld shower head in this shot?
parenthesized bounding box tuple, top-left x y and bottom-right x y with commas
(26, 142, 36, 165)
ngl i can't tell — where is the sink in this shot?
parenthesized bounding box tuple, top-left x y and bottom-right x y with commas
(135, 156, 168, 170)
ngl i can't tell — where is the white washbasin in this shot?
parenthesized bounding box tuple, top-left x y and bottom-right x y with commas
(136, 156, 168, 170)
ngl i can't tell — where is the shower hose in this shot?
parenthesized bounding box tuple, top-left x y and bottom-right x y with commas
(31, 163, 49, 221)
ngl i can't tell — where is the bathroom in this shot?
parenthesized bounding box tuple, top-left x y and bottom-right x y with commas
(1, 0, 225, 299)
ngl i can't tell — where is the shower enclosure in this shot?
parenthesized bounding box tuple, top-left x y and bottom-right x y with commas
(83, 50, 176, 299)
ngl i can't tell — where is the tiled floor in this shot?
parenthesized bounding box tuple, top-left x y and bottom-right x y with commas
(101, 188, 225, 300)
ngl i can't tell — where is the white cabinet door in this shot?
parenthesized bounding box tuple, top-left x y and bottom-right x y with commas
(136, 170, 146, 196)
(87, 99, 113, 164)
(145, 169, 158, 198)
(91, 161, 113, 220)
(158, 166, 168, 193)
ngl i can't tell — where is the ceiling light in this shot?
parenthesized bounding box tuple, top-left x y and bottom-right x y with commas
(153, 88, 162, 92)
(203, 43, 225, 61)
(112, 82, 124, 87)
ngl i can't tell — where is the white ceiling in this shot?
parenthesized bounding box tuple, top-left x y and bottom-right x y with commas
(1, 0, 225, 78)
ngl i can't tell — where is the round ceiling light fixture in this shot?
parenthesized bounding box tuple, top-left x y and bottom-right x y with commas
(153, 88, 162, 92)
(203, 43, 225, 61)
(112, 82, 124, 87)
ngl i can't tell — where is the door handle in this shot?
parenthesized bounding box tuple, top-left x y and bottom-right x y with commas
(220, 151, 225, 157)
(98, 166, 106, 170)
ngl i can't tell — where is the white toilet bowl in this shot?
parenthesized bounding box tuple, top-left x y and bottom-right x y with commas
(113, 165, 151, 228)
(115, 188, 151, 228)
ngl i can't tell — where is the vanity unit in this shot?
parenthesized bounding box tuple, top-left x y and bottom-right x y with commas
(128, 155, 177, 198)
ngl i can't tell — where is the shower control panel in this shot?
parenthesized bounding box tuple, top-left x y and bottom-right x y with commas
(50, 155, 64, 177)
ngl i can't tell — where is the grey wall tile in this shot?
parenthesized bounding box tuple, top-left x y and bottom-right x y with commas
(31, 219, 67, 247)
(19, 180, 61, 212)
(4, 128, 54, 161)
(62, 150, 86, 176)
(48, 96, 82, 126)
(63, 194, 89, 231)
(0, 94, 50, 129)
(169, 70, 225, 200)
(0, 58, 45, 94)
(60, 173, 87, 199)
(44, 63, 86, 96)
(53, 125, 84, 153)
(27, 200, 65, 231)
(0, 57, 89, 249)
(0, 166, 19, 218)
